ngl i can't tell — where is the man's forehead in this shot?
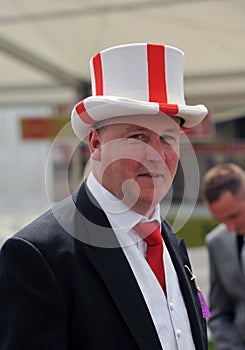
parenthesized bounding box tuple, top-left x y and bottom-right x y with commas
(95, 114, 181, 132)
(116, 124, 180, 137)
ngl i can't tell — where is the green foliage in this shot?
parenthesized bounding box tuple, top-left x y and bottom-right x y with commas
(167, 216, 219, 247)
(208, 340, 217, 349)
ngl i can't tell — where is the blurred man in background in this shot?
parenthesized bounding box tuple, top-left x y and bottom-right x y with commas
(202, 163, 245, 350)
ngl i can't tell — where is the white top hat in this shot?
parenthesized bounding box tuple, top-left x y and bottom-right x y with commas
(71, 43, 208, 140)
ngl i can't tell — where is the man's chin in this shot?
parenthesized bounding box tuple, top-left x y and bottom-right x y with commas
(140, 185, 168, 200)
(131, 191, 166, 214)
(120, 181, 169, 213)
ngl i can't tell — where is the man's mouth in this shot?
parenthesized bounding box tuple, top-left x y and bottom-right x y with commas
(138, 173, 163, 178)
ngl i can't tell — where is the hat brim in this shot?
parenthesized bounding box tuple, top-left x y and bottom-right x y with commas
(71, 96, 208, 141)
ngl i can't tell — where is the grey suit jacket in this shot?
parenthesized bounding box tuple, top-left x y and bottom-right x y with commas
(206, 224, 245, 350)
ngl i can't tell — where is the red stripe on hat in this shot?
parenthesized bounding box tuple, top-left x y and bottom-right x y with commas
(92, 53, 103, 96)
(159, 103, 179, 115)
(147, 44, 167, 103)
(75, 101, 97, 124)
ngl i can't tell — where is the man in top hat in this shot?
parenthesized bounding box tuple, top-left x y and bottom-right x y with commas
(0, 43, 208, 350)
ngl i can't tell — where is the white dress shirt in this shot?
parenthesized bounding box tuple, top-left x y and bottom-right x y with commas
(86, 172, 196, 350)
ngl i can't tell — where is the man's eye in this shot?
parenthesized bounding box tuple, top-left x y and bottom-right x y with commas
(161, 135, 176, 142)
(128, 134, 145, 140)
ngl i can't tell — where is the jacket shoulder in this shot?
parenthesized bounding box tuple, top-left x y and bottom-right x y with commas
(9, 194, 79, 250)
(205, 223, 227, 245)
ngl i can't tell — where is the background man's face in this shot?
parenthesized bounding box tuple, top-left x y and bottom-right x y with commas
(206, 190, 245, 234)
(91, 114, 180, 215)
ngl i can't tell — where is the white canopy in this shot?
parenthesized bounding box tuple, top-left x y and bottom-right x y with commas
(1, 0, 245, 122)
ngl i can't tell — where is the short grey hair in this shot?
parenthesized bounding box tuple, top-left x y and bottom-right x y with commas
(201, 163, 245, 203)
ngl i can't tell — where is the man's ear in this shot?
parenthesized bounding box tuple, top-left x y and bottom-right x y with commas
(87, 128, 102, 161)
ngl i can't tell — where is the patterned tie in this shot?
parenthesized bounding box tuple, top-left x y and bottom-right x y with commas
(134, 221, 166, 294)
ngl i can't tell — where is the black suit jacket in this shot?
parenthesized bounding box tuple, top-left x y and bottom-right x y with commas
(0, 183, 207, 349)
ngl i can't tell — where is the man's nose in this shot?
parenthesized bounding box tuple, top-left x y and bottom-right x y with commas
(144, 141, 166, 162)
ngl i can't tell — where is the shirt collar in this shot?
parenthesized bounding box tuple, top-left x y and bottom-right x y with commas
(86, 172, 161, 234)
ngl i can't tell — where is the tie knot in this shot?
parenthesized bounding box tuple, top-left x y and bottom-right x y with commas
(134, 222, 162, 246)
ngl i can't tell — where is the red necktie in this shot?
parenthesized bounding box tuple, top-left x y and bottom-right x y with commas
(134, 222, 166, 294)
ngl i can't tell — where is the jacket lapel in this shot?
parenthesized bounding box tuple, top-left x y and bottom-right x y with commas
(223, 232, 245, 284)
(161, 220, 207, 350)
(85, 245, 162, 350)
(73, 183, 162, 350)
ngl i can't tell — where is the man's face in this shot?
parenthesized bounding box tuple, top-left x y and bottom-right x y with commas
(89, 114, 180, 215)
(206, 190, 245, 235)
